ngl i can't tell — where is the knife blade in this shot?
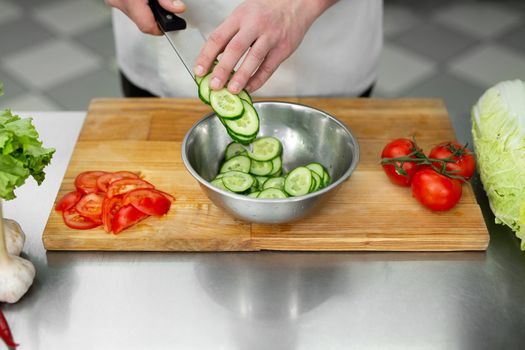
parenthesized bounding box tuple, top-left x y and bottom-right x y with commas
(149, 0, 206, 84)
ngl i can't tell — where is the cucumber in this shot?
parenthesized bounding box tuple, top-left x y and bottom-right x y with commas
(225, 142, 247, 160)
(322, 170, 331, 187)
(198, 74, 212, 104)
(220, 155, 251, 173)
(310, 171, 321, 192)
(248, 137, 282, 161)
(224, 100, 259, 137)
(262, 177, 285, 190)
(221, 171, 255, 193)
(247, 191, 260, 198)
(268, 156, 282, 176)
(284, 167, 312, 197)
(305, 162, 325, 179)
(238, 90, 252, 104)
(258, 188, 287, 199)
(226, 128, 255, 145)
(256, 176, 269, 188)
(210, 88, 244, 119)
(215, 173, 225, 179)
(250, 159, 273, 176)
(211, 178, 229, 191)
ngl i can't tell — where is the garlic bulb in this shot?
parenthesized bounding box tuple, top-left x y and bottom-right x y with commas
(0, 255, 35, 303)
(3, 218, 25, 256)
(0, 205, 35, 303)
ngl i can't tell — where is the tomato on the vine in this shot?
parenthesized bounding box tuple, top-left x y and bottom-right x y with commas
(381, 138, 423, 186)
(428, 142, 475, 181)
(411, 168, 462, 211)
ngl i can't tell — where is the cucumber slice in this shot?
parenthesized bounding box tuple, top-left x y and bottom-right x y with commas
(284, 167, 312, 197)
(322, 170, 331, 187)
(310, 171, 321, 192)
(220, 155, 251, 173)
(268, 156, 282, 176)
(258, 188, 287, 199)
(305, 162, 325, 178)
(210, 88, 244, 119)
(247, 191, 260, 198)
(222, 171, 255, 193)
(271, 169, 282, 177)
(250, 159, 273, 176)
(224, 100, 259, 137)
(256, 176, 269, 188)
(238, 90, 252, 104)
(196, 75, 204, 85)
(215, 173, 225, 179)
(211, 178, 229, 191)
(262, 177, 285, 190)
(226, 128, 256, 145)
(225, 142, 247, 160)
(198, 74, 212, 104)
(248, 137, 282, 161)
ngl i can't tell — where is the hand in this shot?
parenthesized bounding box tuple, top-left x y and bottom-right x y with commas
(194, 0, 337, 93)
(106, 0, 186, 35)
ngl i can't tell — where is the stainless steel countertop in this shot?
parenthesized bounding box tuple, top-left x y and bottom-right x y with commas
(3, 110, 525, 349)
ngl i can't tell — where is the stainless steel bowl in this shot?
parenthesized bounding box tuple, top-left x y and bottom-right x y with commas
(181, 101, 359, 224)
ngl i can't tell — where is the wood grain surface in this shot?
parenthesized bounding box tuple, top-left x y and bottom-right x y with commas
(42, 98, 489, 251)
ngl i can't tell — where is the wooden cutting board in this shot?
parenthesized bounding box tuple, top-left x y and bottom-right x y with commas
(42, 98, 489, 251)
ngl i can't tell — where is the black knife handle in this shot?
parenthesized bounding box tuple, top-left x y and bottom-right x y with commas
(148, 0, 186, 32)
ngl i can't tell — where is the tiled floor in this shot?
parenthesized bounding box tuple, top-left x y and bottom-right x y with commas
(0, 0, 524, 124)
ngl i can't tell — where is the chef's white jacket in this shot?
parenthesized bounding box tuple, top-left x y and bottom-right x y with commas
(112, 0, 383, 97)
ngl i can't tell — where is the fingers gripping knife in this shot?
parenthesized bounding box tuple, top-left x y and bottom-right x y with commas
(148, 0, 206, 84)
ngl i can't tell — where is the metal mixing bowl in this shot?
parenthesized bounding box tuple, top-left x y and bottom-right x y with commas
(181, 101, 359, 224)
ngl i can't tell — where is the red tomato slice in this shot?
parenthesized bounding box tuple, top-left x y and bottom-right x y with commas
(101, 196, 124, 233)
(111, 204, 148, 234)
(75, 171, 108, 194)
(96, 171, 139, 193)
(63, 208, 100, 230)
(155, 190, 175, 202)
(55, 191, 82, 212)
(107, 178, 154, 198)
(75, 193, 105, 220)
(123, 189, 172, 216)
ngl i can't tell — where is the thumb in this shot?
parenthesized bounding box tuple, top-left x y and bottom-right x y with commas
(158, 0, 186, 14)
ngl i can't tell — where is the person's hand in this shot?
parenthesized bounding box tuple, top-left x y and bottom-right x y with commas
(106, 0, 186, 35)
(194, 0, 337, 93)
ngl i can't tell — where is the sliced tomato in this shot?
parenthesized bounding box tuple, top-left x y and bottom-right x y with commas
(75, 193, 105, 220)
(75, 171, 108, 194)
(111, 204, 149, 234)
(55, 191, 82, 212)
(63, 208, 100, 230)
(155, 190, 175, 202)
(96, 171, 140, 193)
(123, 189, 172, 216)
(107, 178, 154, 198)
(102, 196, 124, 233)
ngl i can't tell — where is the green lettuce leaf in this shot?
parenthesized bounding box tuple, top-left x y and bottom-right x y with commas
(472, 79, 525, 249)
(0, 85, 55, 200)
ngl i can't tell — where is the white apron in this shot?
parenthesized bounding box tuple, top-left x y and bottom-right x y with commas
(112, 0, 383, 97)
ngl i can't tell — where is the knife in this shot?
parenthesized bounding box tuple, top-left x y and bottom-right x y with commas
(149, 0, 206, 84)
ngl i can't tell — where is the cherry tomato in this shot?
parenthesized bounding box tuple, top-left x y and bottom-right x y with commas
(123, 189, 171, 216)
(381, 138, 422, 186)
(75, 193, 105, 220)
(96, 171, 139, 193)
(112, 205, 148, 234)
(101, 196, 124, 233)
(106, 178, 154, 198)
(75, 171, 108, 194)
(411, 168, 462, 211)
(63, 208, 100, 230)
(55, 191, 82, 212)
(429, 141, 475, 181)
